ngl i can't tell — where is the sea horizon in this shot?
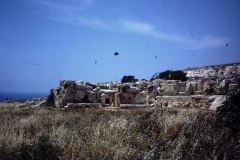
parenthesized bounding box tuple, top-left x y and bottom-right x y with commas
(0, 91, 48, 102)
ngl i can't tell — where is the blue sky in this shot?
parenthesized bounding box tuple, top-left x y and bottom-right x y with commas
(1, 0, 240, 93)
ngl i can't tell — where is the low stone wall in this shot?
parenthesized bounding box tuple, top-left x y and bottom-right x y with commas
(155, 95, 210, 108)
(120, 104, 151, 109)
(66, 103, 102, 108)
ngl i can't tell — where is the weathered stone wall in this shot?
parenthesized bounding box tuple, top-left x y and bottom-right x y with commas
(154, 95, 211, 108)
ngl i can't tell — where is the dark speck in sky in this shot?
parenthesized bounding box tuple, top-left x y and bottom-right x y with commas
(114, 52, 119, 56)
(95, 61, 97, 64)
(226, 44, 228, 47)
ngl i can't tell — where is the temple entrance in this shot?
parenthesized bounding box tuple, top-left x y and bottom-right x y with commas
(105, 98, 110, 104)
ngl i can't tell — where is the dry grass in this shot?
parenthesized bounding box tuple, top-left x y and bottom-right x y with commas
(0, 103, 240, 159)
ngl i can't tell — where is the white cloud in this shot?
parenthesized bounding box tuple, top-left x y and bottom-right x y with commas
(120, 20, 155, 34)
(187, 36, 227, 50)
(118, 19, 227, 49)
(28, 0, 227, 50)
(30, 0, 93, 12)
(118, 19, 189, 43)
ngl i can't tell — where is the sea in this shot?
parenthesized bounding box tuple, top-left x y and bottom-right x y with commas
(0, 92, 48, 102)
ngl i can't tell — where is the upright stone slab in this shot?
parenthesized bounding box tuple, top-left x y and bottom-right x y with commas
(198, 79, 203, 91)
(185, 82, 194, 96)
(114, 93, 121, 107)
(135, 91, 147, 104)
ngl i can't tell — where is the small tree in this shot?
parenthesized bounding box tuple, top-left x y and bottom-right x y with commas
(121, 75, 138, 83)
(158, 70, 187, 81)
(215, 81, 240, 133)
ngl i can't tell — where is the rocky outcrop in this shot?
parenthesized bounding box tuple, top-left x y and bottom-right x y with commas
(183, 62, 240, 80)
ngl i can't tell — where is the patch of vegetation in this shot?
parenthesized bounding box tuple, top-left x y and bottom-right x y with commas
(216, 81, 240, 133)
(121, 75, 138, 83)
(1, 103, 240, 159)
(158, 70, 187, 81)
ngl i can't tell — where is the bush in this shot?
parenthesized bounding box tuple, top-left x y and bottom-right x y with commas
(121, 75, 138, 83)
(215, 81, 240, 133)
(158, 70, 187, 81)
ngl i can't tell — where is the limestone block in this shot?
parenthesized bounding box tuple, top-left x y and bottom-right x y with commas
(120, 92, 135, 104)
(125, 87, 140, 94)
(63, 86, 75, 100)
(190, 82, 198, 91)
(220, 79, 229, 90)
(203, 88, 210, 95)
(208, 95, 220, 102)
(76, 80, 84, 85)
(123, 83, 130, 87)
(55, 96, 63, 108)
(66, 103, 74, 107)
(75, 90, 86, 101)
(167, 101, 172, 108)
(75, 85, 87, 90)
(135, 92, 147, 104)
(209, 95, 226, 110)
(85, 82, 97, 88)
(86, 86, 93, 91)
(153, 79, 165, 87)
(146, 94, 155, 104)
(197, 79, 203, 91)
(100, 89, 117, 94)
(109, 81, 114, 90)
(101, 93, 106, 105)
(60, 80, 76, 86)
(87, 91, 97, 102)
(114, 93, 121, 107)
(185, 82, 194, 96)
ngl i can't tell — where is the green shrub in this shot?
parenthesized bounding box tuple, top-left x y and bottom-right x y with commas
(216, 81, 240, 133)
(121, 75, 138, 83)
(158, 70, 187, 81)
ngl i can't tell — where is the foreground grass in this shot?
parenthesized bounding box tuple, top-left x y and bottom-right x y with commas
(0, 103, 240, 159)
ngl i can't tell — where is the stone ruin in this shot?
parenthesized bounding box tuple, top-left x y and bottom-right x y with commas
(50, 63, 240, 110)
(51, 77, 237, 110)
